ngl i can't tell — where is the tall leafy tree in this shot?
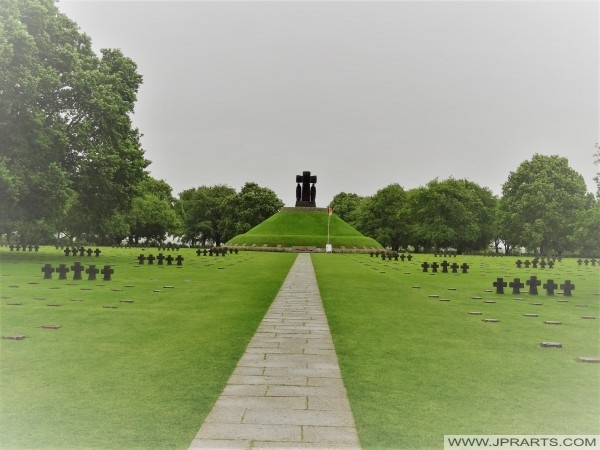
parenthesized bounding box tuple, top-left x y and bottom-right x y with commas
(354, 184, 408, 251)
(221, 182, 283, 238)
(329, 192, 363, 227)
(497, 154, 588, 255)
(407, 178, 496, 253)
(0, 0, 148, 241)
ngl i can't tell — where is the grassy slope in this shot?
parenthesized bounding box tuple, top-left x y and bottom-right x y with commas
(227, 210, 382, 249)
(313, 254, 600, 449)
(0, 248, 296, 449)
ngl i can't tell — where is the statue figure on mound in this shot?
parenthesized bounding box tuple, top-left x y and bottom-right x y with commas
(295, 171, 317, 207)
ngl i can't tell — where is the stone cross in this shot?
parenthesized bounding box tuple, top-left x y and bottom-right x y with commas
(431, 262, 439, 273)
(516, 260, 522, 268)
(543, 279, 557, 296)
(493, 277, 507, 294)
(509, 278, 524, 294)
(295, 171, 317, 207)
(86, 265, 99, 281)
(41, 264, 55, 279)
(526, 276, 541, 295)
(56, 264, 70, 280)
(450, 262, 459, 273)
(460, 263, 469, 273)
(176, 255, 184, 266)
(137, 254, 146, 265)
(71, 262, 85, 280)
(421, 262, 429, 273)
(86, 248, 93, 257)
(101, 265, 114, 281)
(440, 260, 449, 273)
(166, 255, 174, 265)
(156, 253, 165, 265)
(560, 280, 575, 296)
(94, 248, 101, 257)
(524, 260, 531, 268)
(147, 254, 156, 265)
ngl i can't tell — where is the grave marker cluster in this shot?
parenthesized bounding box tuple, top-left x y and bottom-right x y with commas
(491, 277, 575, 296)
(40, 263, 113, 281)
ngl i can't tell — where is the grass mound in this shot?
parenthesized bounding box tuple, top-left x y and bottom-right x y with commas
(227, 209, 382, 249)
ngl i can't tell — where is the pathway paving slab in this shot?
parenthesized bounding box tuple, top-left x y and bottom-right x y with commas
(188, 253, 360, 450)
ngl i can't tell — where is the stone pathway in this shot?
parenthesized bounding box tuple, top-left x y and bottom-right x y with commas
(188, 253, 360, 450)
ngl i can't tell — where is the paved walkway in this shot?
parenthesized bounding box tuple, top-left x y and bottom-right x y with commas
(188, 253, 360, 450)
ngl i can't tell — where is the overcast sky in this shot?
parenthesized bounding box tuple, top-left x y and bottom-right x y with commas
(57, 0, 599, 207)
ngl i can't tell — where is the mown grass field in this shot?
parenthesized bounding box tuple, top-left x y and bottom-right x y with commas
(313, 253, 600, 449)
(1, 248, 599, 449)
(0, 247, 296, 449)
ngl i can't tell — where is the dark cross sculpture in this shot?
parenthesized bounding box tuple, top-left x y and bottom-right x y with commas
(295, 171, 317, 207)
(431, 262, 439, 273)
(147, 254, 156, 265)
(156, 253, 165, 265)
(137, 254, 146, 265)
(516, 260, 523, 268)
(560, 280, 575, 296)
(509, 278, 524, 294)
(64, 247, 71, 257)
(460, 263, 469, 273)
(56, 264, 70, 280)
(71, 262, 85, 280)
(450, 262, 459, 273)
(547, 260, 554, 269)
(543, 279, 557, 296)
(526, 276, 541, 295)
(41, 264, 55, 279)
(86, 248, 93, 257)
(407, 254, 413, 261)
(421, 262, 429, 273)
(86, 265, 99, 280)
(166, 255, 174, 265)
(176, 255, 184, 266)
(493, 277, 507, 294)
(440, 260, 449, 273)
(94, 248, 101, 257)
(399, 254, 406, 261)
(101, 265, 114, 281)
(524, 260, 531, 268)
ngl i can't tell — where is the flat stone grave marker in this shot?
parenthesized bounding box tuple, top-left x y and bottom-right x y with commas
(102, 305, 117, 309)
(544, 320, 561, 325)
(47, 303, 61, 307)
(540, 342, 562, 348)
(576, 357, 600, 363)
(469, 311, 482, 315)
(523, 313, 538, 317)
(483, 318, 499, 322)
(120, 299, 134, 303)
(531, 302, 543, 305)
(42, 324, 61, 329)
(2, 335, 26, 340)
(7, 302, 22, 305)
(513, 297, 525, 301)
(412, 285, 420, 289)
(428, 294, 439, 298)
(581, 316, 596, 320)
(484, 300, 496, 304)
(472, 296, 482, 299)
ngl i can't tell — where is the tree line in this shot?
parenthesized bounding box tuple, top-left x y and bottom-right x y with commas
(1, 0, 599, 256)
(331, 153, 599, 256)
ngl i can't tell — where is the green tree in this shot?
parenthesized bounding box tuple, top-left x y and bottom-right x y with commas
(126, 177, 181, 245)
(572, 201, 600, 257)
(177, 185, 236, 247)
(221, 182, 283, 238)
(354, 184, 408, 251)
(497, 154, 589, 255)
(0, 0, 148, 241)
(407, 178, 496, 253)
(329, 192, 363, 227)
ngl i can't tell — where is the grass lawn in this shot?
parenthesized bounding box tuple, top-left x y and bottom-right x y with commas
(0, 247, 296, 449)
(313, 254, 600, 449)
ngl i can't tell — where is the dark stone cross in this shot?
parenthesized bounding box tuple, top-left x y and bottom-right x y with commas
(71, 262, 85, 280)
(531, 260, 538, 269)
(147, 254, 156, 265)
(86, 248, 93, 257)
(166, 255, 174, 265)
(64, 247, 71, 257)
(450, 262, 459, 273)
(431, 262, 439, 273)
(560, 280, 575, 296)
(41, 264, 55, 279)
(493, 277, 507, 294)
(399, 254, 406, 261)
(101, 265, 114, 281)
(509, 278, 524, 294)
(460, 263, 469, 273)
(86, 265, 99, 280)
(78, 247, 85, 257)
(156, 253, 165, 265)
(421, 262, 429, 273)
(543, 279, 558, 296)
(524, 260, 531, 268)
(539, 260, 546, 269)
(94, 248, 101, 257)
(547, 260, 554, 269)
(407, 254, 413, 261)
(440, 260, 449, 273)
(516, 260, 522, 268)
(137, 254, 146, 265)
(56, 264, 70, 280)
(526, 276, 541, 295)
(176, 255, 184, 266)
(196, 248, 202, 256)
(295, 171, 317, 207)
